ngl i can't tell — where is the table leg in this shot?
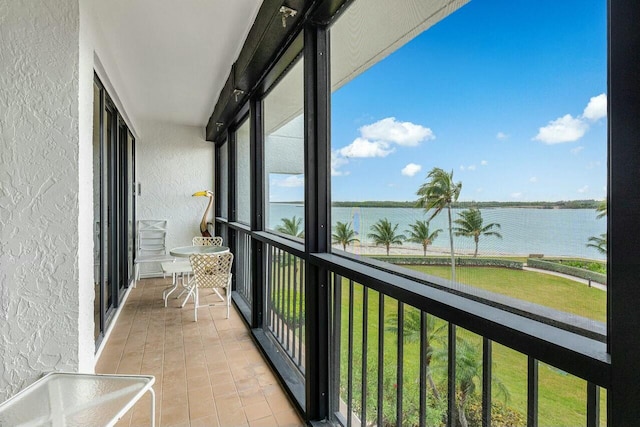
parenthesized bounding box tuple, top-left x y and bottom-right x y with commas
(162, 273, 178, 307)
(180, 281, 196, 308)
(149, 387, 156, 427)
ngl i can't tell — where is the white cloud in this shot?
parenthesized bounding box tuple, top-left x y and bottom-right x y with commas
(331, 152, 349, 176)
(401, 163, 422, 177)
(497, 132, 509, 140)
(570, 146, 584, 155)
(533, 114, 588, 144)
(582, 93, 607, 121)
(467, 165, 477, 171)
(578, 185, 589, 194)
(459, 165, 466, 171)
(476, 187, 484, 193)
(511, 192, 523, 199)
(530, 176, 538, 183)
(333, 117, 434, 175)
(339, 137, 393, 158)
(481, 160, 488, 166)
(360, 117, 434, 147)
(534, 94, 607, 144)
(274, 175, 304, 188)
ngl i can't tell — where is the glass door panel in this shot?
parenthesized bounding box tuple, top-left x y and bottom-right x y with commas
(93, 78, 135, 349)
(104, 104, 114, 318)
(92, 81, 102, 342)
(127, 131, 135, 286)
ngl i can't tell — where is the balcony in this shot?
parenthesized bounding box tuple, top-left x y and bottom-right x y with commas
(95, 276, 304, 427)
(3, 1, 640, 425)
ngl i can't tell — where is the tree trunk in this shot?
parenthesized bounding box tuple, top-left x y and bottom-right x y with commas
(423, 243, 427, 257)
(447, 204, 456, 282)
(474, 236, 479, 257)
(458, 393, 469, 427)
(426, 368, 440, 400)
(386, 244, 390, 256)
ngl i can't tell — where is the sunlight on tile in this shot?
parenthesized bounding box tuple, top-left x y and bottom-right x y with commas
(96, 277, 305, 427)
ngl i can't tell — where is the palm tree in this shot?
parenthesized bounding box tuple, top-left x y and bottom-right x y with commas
(596, 199, 607, 219)
(588, 202, 607, 255)
(453, 208, 502, 257)
(276, 216, 304, 238)
(587, 233, 607, 255)
(275, 216, 304, 299)
(367, 218, 405, 256)
(434, 338, 509, 427)
(416, 168, 462, 280)
(405, 220, 442, 257)
(386, 308, 446, 400)
(331, 221, 359, 251)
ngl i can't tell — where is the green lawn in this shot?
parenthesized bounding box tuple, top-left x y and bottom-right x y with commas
(337, 267, 607, 426)
(406, 265, 606, 323)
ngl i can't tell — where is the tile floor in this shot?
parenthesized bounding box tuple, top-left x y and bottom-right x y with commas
(96, 276, 305, 427)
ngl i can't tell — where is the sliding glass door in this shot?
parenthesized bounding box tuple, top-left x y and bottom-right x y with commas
(93, 75, 135, 348)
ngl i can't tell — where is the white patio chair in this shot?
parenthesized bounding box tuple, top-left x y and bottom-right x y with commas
(192, 236, 223, 246)
(187, 252, 233, 321)
(133, 220, 174, 287)
(163, 236, 225, 306)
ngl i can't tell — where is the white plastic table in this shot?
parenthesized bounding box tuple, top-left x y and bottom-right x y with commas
(169, 245, 229, 257)
(0, 372, 155, 427)
(162, 246, 230, 306)
(168, 245, 229, 307)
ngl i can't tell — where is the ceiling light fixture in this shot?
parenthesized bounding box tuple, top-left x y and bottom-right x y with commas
(279, 6, 297, 28)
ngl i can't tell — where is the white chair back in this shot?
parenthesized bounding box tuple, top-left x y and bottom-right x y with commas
(192, 236, 223, 246)
(189, 252, 233, 320)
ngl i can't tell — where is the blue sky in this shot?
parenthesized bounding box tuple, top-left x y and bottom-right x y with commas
(329, 0, 607, 202)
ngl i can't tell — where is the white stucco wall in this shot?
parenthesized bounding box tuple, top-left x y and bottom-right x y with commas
(136, 120, 214, 272)
(0, 0, 88, 400)
(78, 0, 97, 375)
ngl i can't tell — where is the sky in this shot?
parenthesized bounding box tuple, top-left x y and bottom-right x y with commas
(328, 0, 607, 202)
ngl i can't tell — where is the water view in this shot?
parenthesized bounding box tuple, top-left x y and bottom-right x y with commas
(269, 203, 607, 260)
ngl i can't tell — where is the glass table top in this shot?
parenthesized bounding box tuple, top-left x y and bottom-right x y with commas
(169, 245, 229, 257)
(0, 372, 155, 427)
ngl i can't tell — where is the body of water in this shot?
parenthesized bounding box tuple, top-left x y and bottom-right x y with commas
(268, 204, 607, 260)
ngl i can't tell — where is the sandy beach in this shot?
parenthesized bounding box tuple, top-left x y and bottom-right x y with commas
(333, 242, 530, 258)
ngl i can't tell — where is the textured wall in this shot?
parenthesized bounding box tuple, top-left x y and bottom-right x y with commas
(137, 120, 214, 272)
(0, 0, 84, 400)
(78, 0, 98, 373)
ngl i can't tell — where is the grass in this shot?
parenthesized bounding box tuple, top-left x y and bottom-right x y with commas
(336, 266, 607, 426)
(406, 265, 606, 322)
(270, 258, 607, 425)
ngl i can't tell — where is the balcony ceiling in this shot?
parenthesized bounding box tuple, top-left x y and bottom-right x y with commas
(92, 0, 263, 127)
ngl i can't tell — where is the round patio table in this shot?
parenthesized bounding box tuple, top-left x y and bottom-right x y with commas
(169, 245, 229, 257)
(165, 245, 230, 307)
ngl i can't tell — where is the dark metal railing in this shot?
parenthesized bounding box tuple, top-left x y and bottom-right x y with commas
(326, 265, 607, 427)
(222, 221, 608, 426)
(234, 228, 252, 307)
(265, 243, 306, 375)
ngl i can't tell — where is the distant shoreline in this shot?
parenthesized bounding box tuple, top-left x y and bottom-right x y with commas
(272, 200, 602, 209)
(334, 242, 606, 261)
